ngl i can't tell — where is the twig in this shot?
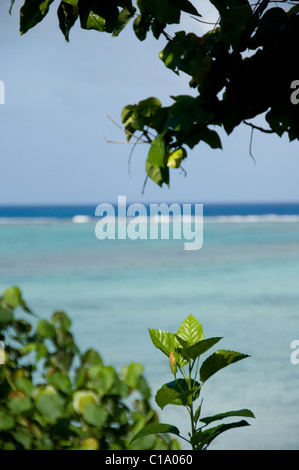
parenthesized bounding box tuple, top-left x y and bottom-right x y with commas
(243, 120, 275, 134)
(191, 15, 218, 26)
(249, 126, 256, 165)
(105, 112, 149, 143)
(179, 165, 187, 177)
(128, 141, 139, 178)
(161, 30, 172, 41)
(104, 137, 145, 144)
(141, 175, 148, 195)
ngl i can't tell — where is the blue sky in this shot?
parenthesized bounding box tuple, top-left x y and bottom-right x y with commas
(0, 1, 298, 205)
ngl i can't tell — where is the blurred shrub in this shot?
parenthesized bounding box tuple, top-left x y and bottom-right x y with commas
(0, 286, 180, 450)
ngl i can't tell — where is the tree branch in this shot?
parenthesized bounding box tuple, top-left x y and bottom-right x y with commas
(243, 120, 276, 134)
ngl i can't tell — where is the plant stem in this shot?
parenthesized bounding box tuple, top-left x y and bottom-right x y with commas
(188, 363, 196, 449)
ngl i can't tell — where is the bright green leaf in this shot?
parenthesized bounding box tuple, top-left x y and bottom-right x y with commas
(176, 314, 204, 347)
(3, 286, 22, 309)
(147, 135, 165, 167)
(36, 319, 56, 339)
(148, 328, 176, 357)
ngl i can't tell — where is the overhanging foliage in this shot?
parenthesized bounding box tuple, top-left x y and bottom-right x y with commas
(10, 0, 299, 188)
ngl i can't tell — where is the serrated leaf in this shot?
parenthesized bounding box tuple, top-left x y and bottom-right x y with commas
(176, 314, 204, 347)
(181, 337, 223, 361)
(130, 423, 180, 444)
(148, 329, 176, 357)
(200, 350, 250, 383)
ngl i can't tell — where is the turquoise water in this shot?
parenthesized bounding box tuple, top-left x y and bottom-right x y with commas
(1, 220, 299, 449)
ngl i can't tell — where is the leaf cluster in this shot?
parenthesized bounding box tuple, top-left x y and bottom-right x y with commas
(11, 0, 299, 188)
(0, 286, 179, 450)
(131, 314, 254, 450)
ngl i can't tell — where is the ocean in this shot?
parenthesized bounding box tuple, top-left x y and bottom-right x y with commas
(1, 202, 299, 450)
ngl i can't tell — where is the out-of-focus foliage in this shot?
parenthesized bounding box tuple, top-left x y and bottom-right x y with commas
(0, 286, 180, 450)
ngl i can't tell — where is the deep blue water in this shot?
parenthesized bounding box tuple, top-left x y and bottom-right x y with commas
(1, 202, 299, 219)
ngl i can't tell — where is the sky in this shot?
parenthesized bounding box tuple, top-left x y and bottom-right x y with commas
(0, 1, 299, 205)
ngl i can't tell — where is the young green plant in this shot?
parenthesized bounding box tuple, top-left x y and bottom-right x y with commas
(131, 314, 255, 450)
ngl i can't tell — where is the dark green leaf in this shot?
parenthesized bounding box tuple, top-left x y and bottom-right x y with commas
(155, 379, 199, 409)
(58, 1, 79, 41)
(20, 0, 55, 35)
(220, 5, 252, 50)
(197, 127, 223, 149)
(78, 0, 119, 33)
(0, 411, 14, 430)
(200, 349, 250, 383)
(113, 7, 136, 36)
(181, 337, 223, 361)
(191, 420, 251, 449)
(130, 423, 180, 444)
(0, 308, 13, 325)
(200, 409, 255, 425)
(9, 0, 16, 14)
(133, 13, 152, 41)
(172, 0, 201, 17)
